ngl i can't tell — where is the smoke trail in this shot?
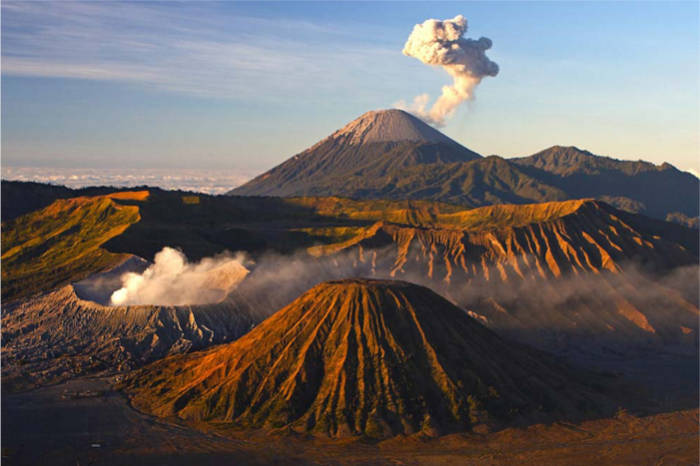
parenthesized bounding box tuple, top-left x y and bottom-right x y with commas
(110, 247, 249, 306)
(399, 15, 498, 126)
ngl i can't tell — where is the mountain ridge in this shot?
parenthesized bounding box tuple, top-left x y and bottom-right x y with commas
(3, 190, 696, 392)
(229, 110, 698, 222)
(231, 109, 482, 198)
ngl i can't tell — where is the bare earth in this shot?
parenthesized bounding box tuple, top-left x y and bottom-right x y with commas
(2, 376, 697, 466)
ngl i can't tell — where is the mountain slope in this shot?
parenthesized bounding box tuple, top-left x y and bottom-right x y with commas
(230, 109, 482, 197)
(229, 111, 698, 221)
(124, 279, 614, 437)
(1, 191, 147, 302)
(0, 180, 154, 221)
(4, 190, 695, 392)
(312, 199, 697, 276)
(309, 200, 699, 352)
(1, 181, 76, 221)
(1, 283, 262, 392)
(512, 146, 699, 219)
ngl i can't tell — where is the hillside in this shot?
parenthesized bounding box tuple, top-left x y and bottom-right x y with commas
(230, 109, 483, 197)
(7, 186, 694, 305)
(512, 146, 699, 219)
(1, 191, 147, 302)
(3, 191, 696, 392)
(124, 279, 614, 437)
(229, 111, 698, 222)
(308, 199, 699, 353)
(1, 180, 76, 221)
(0, 180, 149, 221)
(311, 199, 697, 275)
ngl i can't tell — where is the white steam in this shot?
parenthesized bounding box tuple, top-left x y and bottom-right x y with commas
(110, 247, 249, 306)
(398, 14, 498, 126)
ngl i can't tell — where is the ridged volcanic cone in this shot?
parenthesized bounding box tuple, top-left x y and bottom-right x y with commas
(124, 279, 612, 437)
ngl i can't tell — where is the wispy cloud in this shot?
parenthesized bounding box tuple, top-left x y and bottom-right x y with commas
(1, 1, 394, 99)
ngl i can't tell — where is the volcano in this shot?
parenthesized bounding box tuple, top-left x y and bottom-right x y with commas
(124, 279, 613, 438)
(229, 109, 482, 197)
(229, 110, 698, 223)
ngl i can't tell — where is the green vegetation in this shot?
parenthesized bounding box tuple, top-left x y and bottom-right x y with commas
(1, 194, 142, 302)
(5, 181, 693, 303)
(0, 182, 606, 302)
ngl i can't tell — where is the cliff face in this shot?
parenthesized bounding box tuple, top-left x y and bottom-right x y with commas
(360, 200, 694, 279)
(3, 195, 696, 391)
(311, 200, 699, 352)
(124, 280, 614, 438)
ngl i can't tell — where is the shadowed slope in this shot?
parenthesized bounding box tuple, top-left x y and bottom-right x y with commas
(1, 180, 76, 221)
(125, 280, 614, 438)
(1, 282, 262, 392)
(512, 146, 699, 219)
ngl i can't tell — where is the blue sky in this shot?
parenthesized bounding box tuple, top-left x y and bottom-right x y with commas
(2, 1, 698, 176)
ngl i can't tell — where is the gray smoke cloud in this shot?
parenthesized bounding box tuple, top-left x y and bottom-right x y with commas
(398, 14, 499, 126)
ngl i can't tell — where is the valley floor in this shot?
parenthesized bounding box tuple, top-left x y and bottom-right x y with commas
(2, 376, 698, 466)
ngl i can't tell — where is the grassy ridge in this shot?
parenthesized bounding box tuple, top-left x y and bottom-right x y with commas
(5, 185, 690, 303)
(285, 196, 588, 230)
(1, 192, 145, 302)
(0, 188, 604, 302)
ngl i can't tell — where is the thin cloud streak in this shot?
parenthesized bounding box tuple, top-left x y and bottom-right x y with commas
(1, 1, 395, 99)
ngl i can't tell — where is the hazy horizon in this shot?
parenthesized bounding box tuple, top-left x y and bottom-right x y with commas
(2, 2, 699, 176)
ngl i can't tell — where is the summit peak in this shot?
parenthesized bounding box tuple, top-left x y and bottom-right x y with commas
(329, 108, 457, 146)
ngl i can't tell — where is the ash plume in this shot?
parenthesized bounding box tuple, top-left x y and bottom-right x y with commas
(399, 14, 498, 126)
(110, 247, 249, 306)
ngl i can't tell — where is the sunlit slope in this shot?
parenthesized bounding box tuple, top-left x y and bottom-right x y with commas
(3, 190, 696, 391)
(124, 279, 614, 438)
(285, 196, 584, 229)
(1, 191, 147, 301)
(309, 199, 696, 277)
(307, 199, 699, 351)
(4, 188, 695, 303)
(230, 109, 483, 198)
(1, 180, 76, 221)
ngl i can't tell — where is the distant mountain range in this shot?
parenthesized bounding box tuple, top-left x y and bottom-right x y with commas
(230, 109, 698, 225)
